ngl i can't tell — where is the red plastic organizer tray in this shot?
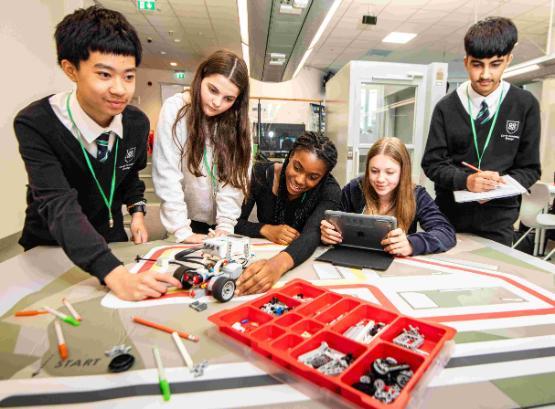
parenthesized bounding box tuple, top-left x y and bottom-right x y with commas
(208, 279, 456, 409)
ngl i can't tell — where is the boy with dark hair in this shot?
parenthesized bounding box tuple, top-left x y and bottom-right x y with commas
(422, 16, 541, 246)
(14, 6, 181, 300)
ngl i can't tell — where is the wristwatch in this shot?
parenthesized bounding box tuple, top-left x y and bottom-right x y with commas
(128, 200, 147, 215)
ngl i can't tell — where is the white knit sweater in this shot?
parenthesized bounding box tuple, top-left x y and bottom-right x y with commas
(152, 93, 244, 242)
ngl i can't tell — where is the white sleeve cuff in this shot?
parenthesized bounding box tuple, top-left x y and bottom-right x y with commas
(174, 226, 194, 243)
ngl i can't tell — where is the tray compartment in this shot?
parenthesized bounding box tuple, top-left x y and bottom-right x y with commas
(290, 318, 324, 339)
(290, 330, 367, 391)
(251, 293, 302, 317)
(218, 306, 274, 344)
(314, 298, 361, 326)
(251, 324, 286, 344)
(274, 313, 303, 328)
(296, 292, 342, 318)
(380, 317, 448, 355)
(279, 280, 326, 302)
(340, 342, 425, 408)
(331, 304, 398, 345)
(270, 334, 305, 367)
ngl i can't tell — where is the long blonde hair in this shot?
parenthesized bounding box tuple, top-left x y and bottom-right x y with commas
(361, 137, 416, 231)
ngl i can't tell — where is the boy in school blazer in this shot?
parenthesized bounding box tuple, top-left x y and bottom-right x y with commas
(422, 17, 541, 246)
(14, 6, 181, 300)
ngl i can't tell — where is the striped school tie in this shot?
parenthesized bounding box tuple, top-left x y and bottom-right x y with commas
(475, 100, 490, 125)
(96, 132, 110, 162)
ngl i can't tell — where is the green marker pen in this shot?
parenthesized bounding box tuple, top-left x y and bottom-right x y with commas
(153, 346, 171, 401)
(43, 306, 80, 327)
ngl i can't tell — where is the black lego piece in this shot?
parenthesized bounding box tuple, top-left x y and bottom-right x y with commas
(108, 353, 135, 373)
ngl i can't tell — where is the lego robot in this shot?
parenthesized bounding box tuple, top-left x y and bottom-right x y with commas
(172, 235, 252, 303)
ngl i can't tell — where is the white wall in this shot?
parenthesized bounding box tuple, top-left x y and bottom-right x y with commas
(0, 0, 93, 240)
(132, 65, 324, 137)
(133, 67, 191, 130)
(538, 79, 555, 184)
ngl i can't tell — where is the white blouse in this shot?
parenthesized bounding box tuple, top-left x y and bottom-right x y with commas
(152, 93, 244, 242)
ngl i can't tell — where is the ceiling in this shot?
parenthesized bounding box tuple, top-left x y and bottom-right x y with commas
(96, 0, 242, 72)
(247, 0, 338, 81)
(96, 0, 554, 81)
(312, 0, 553, 79)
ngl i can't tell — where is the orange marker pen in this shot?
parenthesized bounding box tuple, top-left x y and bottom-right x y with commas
(54, 320, 68, 360)
(132, 316, 199, 342)
(15, 310, 48, 317)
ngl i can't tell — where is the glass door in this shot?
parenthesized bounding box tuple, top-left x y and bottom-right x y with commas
(357, 82, 418, 176)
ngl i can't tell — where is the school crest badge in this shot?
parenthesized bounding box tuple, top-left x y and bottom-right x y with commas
(505, 120, 519, 134)
(124, 147, 136, 164)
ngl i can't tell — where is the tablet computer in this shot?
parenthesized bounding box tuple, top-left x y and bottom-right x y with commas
(316, 211, 397, 271)
(323, 210, 397, 251)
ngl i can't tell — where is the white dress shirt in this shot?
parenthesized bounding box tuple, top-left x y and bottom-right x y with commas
(152, 92, 245, 242)
(456, 80, 510, 121)
(49, 91, 123, 156)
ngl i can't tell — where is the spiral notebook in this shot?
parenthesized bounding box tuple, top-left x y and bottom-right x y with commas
(454, 175, 527, 203)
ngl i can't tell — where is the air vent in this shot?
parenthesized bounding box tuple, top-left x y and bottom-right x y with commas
(367, 49, 392, 57)
(269, 52, 287, 65)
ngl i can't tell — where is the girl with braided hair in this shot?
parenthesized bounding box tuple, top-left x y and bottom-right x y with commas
(235, 132, 341, 295)
(321, 137, 456, 257)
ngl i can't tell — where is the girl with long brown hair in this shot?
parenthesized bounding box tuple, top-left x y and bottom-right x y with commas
(321, 137, 455, 256)
(152, 50, 251, 243)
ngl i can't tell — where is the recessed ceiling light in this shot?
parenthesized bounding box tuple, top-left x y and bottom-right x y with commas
(160, 51, 166, 55)
(174, 38, 181, 43)
(170, 62, 177, 67)
(382, 32, 417, 44)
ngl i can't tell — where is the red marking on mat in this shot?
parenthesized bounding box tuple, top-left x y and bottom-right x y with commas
(325, 283, 400, 313)
(426, 307, 555, 322)
(405, 257, 555, 307)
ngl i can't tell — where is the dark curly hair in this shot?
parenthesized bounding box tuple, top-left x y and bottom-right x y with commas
(273, 132, 338, 229)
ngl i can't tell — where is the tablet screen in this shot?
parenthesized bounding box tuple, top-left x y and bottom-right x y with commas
(325, 210, 396, 251)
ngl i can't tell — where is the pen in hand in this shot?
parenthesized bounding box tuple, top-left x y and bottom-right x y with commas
(461, 161, 504, 190)
(461, 161, 481, 173)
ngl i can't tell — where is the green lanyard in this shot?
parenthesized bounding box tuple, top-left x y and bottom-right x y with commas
(202, 148, 217, 196)
(66, 93, 118, 228)
(466, 85, 503, 169)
